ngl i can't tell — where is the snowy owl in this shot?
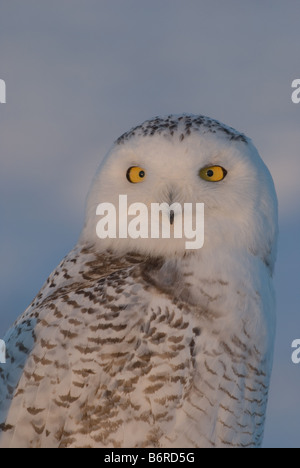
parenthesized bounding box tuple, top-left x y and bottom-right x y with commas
(0, 114, 278, 448)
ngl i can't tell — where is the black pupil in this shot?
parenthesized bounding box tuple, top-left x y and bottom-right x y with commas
(207, 169, 214, 177)
(139, 171, 145, 178)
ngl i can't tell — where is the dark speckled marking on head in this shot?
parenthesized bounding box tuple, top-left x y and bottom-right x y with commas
(115, 114, 248, 145)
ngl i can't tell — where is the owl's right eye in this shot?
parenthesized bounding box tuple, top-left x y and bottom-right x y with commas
(126, 166, 146, 184)
(199, 165, 227, 182)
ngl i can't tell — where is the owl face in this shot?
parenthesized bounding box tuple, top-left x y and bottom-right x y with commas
(82, 115, 278, 269)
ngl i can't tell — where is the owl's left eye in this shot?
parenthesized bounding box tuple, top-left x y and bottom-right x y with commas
(126, 166, 146, 184)
(199, 165, 227, 182)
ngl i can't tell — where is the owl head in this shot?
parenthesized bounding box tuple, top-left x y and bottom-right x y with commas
(81, 114, 278, 273)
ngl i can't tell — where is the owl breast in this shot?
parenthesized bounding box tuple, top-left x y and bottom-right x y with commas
(0, 249, 273, 448)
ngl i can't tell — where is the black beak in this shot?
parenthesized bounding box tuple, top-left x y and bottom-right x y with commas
(170, 210, 175, 225)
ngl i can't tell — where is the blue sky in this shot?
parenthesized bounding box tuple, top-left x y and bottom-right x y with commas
(0, 0, 300, 447)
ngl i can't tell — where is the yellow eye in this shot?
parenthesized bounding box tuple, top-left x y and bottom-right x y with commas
(126, 166, 146, 183)
(199, 165, 227, 182)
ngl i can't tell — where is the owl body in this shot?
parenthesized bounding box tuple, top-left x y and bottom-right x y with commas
(0, 115, 278, 448)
